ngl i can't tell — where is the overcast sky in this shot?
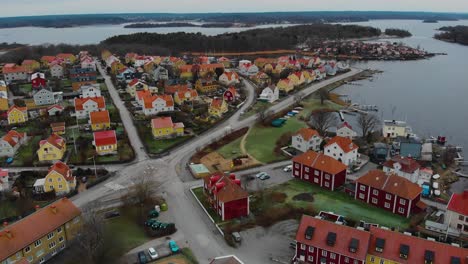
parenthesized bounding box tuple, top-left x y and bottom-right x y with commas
(1, 0, 468, 17)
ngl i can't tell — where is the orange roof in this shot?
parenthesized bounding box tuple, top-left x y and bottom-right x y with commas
(222, 71, 239, 81)
(7, 105, 27, 115)
(50, 122, 65, 132)
(447, 190, 468, 216)
(293, 151, 347, 175)
(175, 89, 198, 100)
(383, 156, 421, 174)
(128, 78, 145, 87)
(21, 60, 38, 66)
(136, 90, 152, 101)
(74, 97, 105, 111)
(296, 215, 371, 261)
(2, 64, 26, 74)
(165, 84, 189, 95)
(39, 134, 65, 150)
(325, 136, 358, 153)
(89, 110, 110, 125)
(143, 94, 174, 109)
(93, 130, 117, 146)
(368, 226, 468, 263)
(41, 56, 56, 63)
(48, 161, 73, 181)
(0, 198, 81, 261)
(151, 116, 174, 129)
(56, 53, 74, 59)
(294, 128, 320, 141)
(1, 130, 25, 148)
(356, 170, 422, 200)
(210, 98, 225, 110)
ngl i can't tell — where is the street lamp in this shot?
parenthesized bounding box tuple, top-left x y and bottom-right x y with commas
(87, 154, 97, 178)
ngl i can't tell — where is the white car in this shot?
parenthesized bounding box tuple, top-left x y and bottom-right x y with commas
(283, 165, 292, 172)
(148, 247, 158, 260)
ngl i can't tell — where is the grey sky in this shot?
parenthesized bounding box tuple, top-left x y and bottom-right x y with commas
(1, 0, 468, 17)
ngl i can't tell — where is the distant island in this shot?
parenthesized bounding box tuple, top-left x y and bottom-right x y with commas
(124, 22, 251, 28)
(434, 26, 468, 45)
(384, 28, 412, 37)
(423, 19, 439, 23)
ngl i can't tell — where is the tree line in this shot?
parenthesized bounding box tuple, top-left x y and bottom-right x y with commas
(434, 26, 468, 45)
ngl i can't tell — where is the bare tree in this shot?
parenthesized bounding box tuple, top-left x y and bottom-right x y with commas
(293, 92, 304, 106)
(357, 114, 379, 139)
(318, 88, 330, 105)
(128, 170, 161, 205)
(309, 110, 337, 136)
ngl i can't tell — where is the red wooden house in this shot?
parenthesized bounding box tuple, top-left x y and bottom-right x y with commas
(223, 87, 239, 102)
(203, 173, 249, 221)
(294, 215, 370, 264)
(31, 72, 46, 89)
(355, 170, 425, 218)
(292, 151, 347, 191)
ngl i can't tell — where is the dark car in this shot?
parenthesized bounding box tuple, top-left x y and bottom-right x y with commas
(137, 251, 147, 264)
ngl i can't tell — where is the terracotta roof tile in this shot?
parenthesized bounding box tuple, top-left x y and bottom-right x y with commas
(1, 130, 25, 148)
(143, 94, 174, 109)
(39, 134, 65, 150)
(93, 130, 117, 146)
(74, 97, 105, 111)
(356, 170, 422, 200)
(210, 98, 225, 110)
(48, 161, 73, 181)
(89, 110, 110, 125)
(293, 151, 347, 175)
(447, 190, 468, 216)
(151, 117, 174, 129)
(7, 105, 27, 115)
(41, 56, 57, 63)
(325, 136, 358, 153)
(175, 88, 198, 100)
(165, 84, 189, 95)
(211, 175, 248, 203)
(383, 156, 421, 174)
(294, 128, 320, 141)
(2, 64, 26, 74)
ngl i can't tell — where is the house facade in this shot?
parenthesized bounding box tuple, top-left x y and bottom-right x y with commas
(382, 156, 421, 183)
(0, 82, 8, 111)
(152, 66, 169, 81)
(7, 105, 28, 125)
(446, 190, 468, 235)
(89, 110, 111, 131)
(74, 97, 106, 119)
(219, 71, 240, 86)
(173, 89, 198, 105)
(276, 78, 294, 93)
(0, 198, 82, 264)
(294, 215, 370, 264)
(142, 95, 174, 116)
(203, 173, 249, 221)
(70, 67, 97, 91)
(355, 170, 424, 218)
(0, 168, 9, 192)
(337, 122, 357, 139)
(47, 105, 64, 116)
(37, 134, 66, 162)
(292, 128, 323, 153)
(324, 136, 359, 166)
(33, 88, 59, 106)
(195, 79, 220, 94)
(50, 63, 64, 78)
(31, 72, 47, 89)
(258, 86, 279, 103)
(93, 130, 118, 155)
(43, 162, 76, 195)
(80, 84, 101, 98)
(383, 120, 411, 138)
(292, 151, 347, 191)
(223, 87, 239, 102)
(151, 117, 184, 138)
(2, 64, 28, 83)
(0, 130, 27, 157)
(209, 98, 228, 118)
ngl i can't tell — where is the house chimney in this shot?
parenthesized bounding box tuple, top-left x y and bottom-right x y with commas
(50, 205, 57, 214)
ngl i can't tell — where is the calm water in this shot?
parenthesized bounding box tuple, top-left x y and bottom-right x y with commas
(0, 23, 295, 45)
(335, 20, 468, 154)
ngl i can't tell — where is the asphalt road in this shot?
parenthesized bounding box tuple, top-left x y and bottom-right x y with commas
(12, 67, 363, 263)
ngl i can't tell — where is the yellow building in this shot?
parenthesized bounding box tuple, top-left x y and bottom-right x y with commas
(43, 161, 76, 195)
(143, 61, 155, 73)
(126, 79, 149, 97)
(173, 89, 198, 105)
(209, 98, 228, 118)
(89, 110, 111, 131)
(111, 61, 126, 75)
(50, 122, 66, 135)
(93, 130, 118, 155)
(276, 78, 294, 93)
(21, 60, 41, 72)
(7, 105, 28, 125)
(366, 255, 400, 264)
(0, 84, 8, 111)
(37, 134, 66, 162)
(151, 117, 185, 138)
(0, 198, 82, 264)
(101, 50, 112, 61)
(195, 79, 220, 94)
(56, 53, 77, 64)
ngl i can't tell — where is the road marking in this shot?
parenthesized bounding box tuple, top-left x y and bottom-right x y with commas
(104, 182, 125, 191)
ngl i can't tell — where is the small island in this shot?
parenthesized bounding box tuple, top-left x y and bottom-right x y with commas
(434, 26, 468, 45)
(384, 28, 412, 37)
(423, 19, 439, 23)
(124, 22, 248, 29)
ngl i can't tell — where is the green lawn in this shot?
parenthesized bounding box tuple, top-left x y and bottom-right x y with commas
(245, 117, 307, 163)
(261, 179, 410, 228)
(61, 79, 72, 87)
(105, 209, 150, 252)
(68, 138, 134, 164)
(217, 137, 243, 160)
(299, 98, 343, 118)
(19, 83, 32, 93)
(12, 136, 41, 166)
(192, 187, 222, 223)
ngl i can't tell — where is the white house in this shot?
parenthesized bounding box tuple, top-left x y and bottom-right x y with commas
(2, 64, 28, 83)
(337, 122, 357, 139)
(383, 156, 421, 183)
(0, 168, 9, 192)
(47, 105, 64, 116)
(219, 71, 240, 86)
(33, 88, 62, 106)
(74, 96, 106, 119)
(324, 136, 359, 166)
(292, 128, 323, 153)
(446, 190, 468, 236)
(142, 95, 174, 116)
(152, 65, 169, 81)
(81, 58, 96, 71)
(258, 86, 279, 103)
(0, 130, 27, 157)
(50, 63, 64, 78)
(81, 84, 102, 98)
(383, 120, 412, 138)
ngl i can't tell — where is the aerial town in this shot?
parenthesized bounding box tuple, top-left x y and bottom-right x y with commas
(0, 6, 468, 264)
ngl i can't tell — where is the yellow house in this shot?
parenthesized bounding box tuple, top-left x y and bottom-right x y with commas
(0, 84, 8, 111)
(111, 61, 126, 75)
(89, 110, 111, 131)
(101, 50, 112, 61)
(93, 130, 118, 155)
(21, 60, 41, 72)
(143, 61, 155, 73)
(0, 198, 82, 264)
(56, 53, 77, 64)
(7, 105, 28, 125)
(209, 98, 228, 118)
(151, 117, 185, 138)
(195, 79, 220, 94)
(173, 89, 198, 105)
(288, 72, 305, 86)
(276, 78, 294, 93)
(179, 65, 194, 80)
(43, 161, 76, 195)
(126, 79, 149, 97)
(37, 134, 66, 162)
(50, 122, 66, 135)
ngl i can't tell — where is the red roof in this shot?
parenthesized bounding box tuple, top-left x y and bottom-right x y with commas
(93, 130, 117, 146)
(165, 84, 189, 95)
(74, 97, 105, 111)
(48, 161, 73, 181)
(222, 71, 239, 81)
(325, 136, 358, 153)
(0, 198, 81, 261)
(0, 168, 8, 178)
(294, 128, 320, 141)
(447, 190, 468, 216)
(1, 130, 25, 148)
(2, 64, 26, 74)
(151, 116, 174, 129)
(136, 90, 152, 101)
(210, 98, 225, 110)
(383, 156, 421, 174)
(356, 170, 422, 200)
(175, 89, 198, 100)
(39, 134, 65, 150)
(89, 110, 110, 125)
(293, 151, 347, 175)
(296, 215, 371, 261)
(128, 78, 144, 87)
(21, 60, 38, 66)
(204, 174, 248, 203)
(56, 53, 74, 59)
(143, 94, 174, 109)
(368, 226, 468, 263)
(41, 56, 57, 63)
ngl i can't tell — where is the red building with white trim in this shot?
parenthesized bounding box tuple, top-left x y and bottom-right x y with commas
(294, 215, 370, 264)
(203, 173, 249, 221)
(355, 170, 425, 218)
(292, 151, 347, 191)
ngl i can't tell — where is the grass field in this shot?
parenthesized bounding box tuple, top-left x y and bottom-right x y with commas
(192, 187, 222, 223)
(260, 179, 410, 228)
(11, 136, 41, 166)
(245, 117, 307, 163)
(217, 137, 243, 160)
(105, 208, 150, 252)
(299, 98, 343, 118)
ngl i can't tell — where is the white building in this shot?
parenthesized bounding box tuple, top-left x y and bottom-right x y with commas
(383, 120, 412, 138)
(0, 130, 27, 158)
(74, 97, 106, 119)
(292, 128, 323, 153)
(382, 156, 421, 183)
(2, 64, 28, 83)
(80, 84, 102, 98)
(324, 136, 359, 166)
(152, 66, 169, 81)
(218, 71, 240, 86)
(142, 95, 174, 116)
(0, 168, 10, 192)
(337, 122, 357, 139)
(81, 58, 96, 71)
(258, 86, 279, 103)
(50, 63, 64, 78)
(446, 190, 468, 236)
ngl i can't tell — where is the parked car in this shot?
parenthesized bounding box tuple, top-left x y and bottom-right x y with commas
(104, 211, 120, 219)
(137, 251, 147, 264)
(255, 172, 268, 178)
(283, 165, 292, 172)
(232, 232, 242, 243)
(259, 174, 270, 180)
(148, 247, 158, 260)
(169, 240, 180, 253)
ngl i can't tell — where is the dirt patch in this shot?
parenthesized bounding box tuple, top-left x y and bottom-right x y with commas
(292, 193, 314, 202)
(200, 152, 260, 172)
(271, 192, 287, 203)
